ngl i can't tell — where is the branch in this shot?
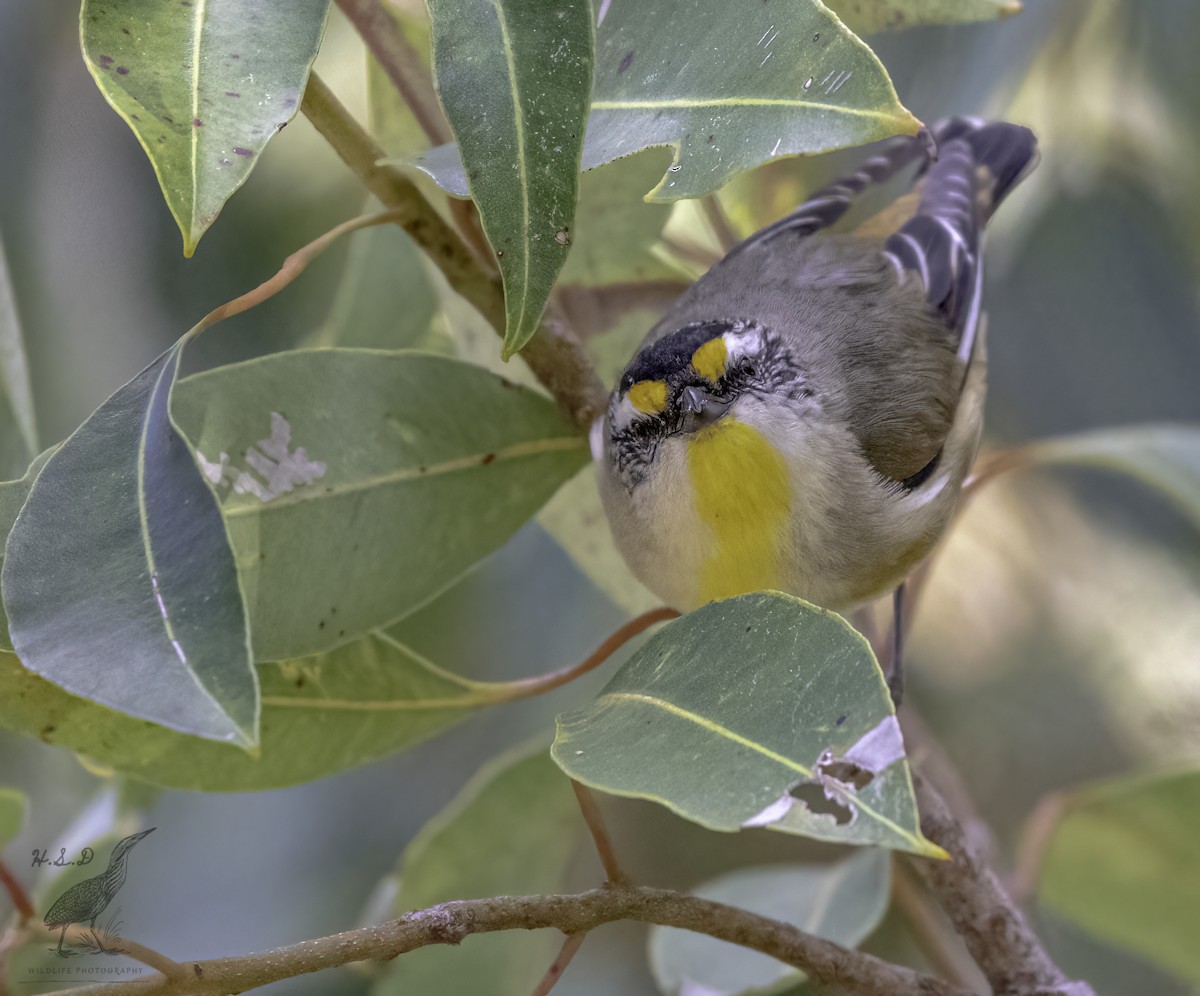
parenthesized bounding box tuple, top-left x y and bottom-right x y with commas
(300, 72, 608, 430)
(55, 886, 971, 996)
(909, 773, 1095, 996)
(0, 857, 34, 923)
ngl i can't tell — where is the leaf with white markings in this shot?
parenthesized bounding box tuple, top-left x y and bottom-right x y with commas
(649, 850, 891, 995)
(171, 349, 588, 661)
(409, 0, 919, 204)
(2, 344, 257, 746)
(81, 0, 331, 255)
(552, 593, 943, 857)
(425, 0, 593, 357)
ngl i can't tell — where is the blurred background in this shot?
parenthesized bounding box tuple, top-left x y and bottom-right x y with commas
(0, 0, 1197, 992)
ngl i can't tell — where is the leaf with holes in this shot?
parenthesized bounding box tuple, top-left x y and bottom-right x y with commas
(552, 593, 943, 857)
(81, 0, 331, 255)
(375, 746, 580, 995)
(825, 0, 1021, 35)
(408, 0, 918, 204)
(171, 349, 588, 661)
(2, 344, 256, 746)
(649, 849, 891, 995)
(426, 0, 593, 357)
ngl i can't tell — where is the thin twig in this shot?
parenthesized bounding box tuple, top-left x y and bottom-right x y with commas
(1012, 791, 1068, 905)
(53, 885, 972, 996)
(909, 773, 1095, 996)
(890, 857, 983, 991)
(700, 195, 741, 253)
(529, 930, 588, 996)
(300, 71, 608, 429)
(334, 0, 448, 146)
(491, 607, 678, 702)
(190, 210, 404, 337)
(571, 782, 627, 886)
(0, 858, 34, 924)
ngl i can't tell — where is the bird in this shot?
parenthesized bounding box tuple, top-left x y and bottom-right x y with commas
(593, 118, 1038, 695)
(43, 827, 155, 956)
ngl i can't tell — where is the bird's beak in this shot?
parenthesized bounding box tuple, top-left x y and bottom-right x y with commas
(130, 827, 156, 842)
(680, 386, 731, 430)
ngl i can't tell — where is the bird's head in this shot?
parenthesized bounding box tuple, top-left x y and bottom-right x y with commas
(597, 319, 810, 493)
(111, 827, 155, 860)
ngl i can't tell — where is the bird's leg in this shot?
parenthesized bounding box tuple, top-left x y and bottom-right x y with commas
(887, 583, 906, 707)
(55, 925, 67, 956)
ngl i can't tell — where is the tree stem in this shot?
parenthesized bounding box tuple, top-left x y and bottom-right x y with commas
(300, 71, 607, 429)
(56, 885, 972, 996)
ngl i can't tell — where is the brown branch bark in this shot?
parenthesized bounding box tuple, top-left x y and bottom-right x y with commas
(300, 71, 607, 430)
(909, 773, 1095, 996)
(53, 886, 972, 996)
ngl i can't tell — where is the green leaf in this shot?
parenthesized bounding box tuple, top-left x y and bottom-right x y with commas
(306, 222, 446, 352)
(2, 345, 256, 746)
(425, 0, 594, 357)
(552, 593, 943, 857)
(409, 0, 919, 203)
(1019, 425, 1200, 528)
(374, 746, 579, 996)
(649, 850, 891, 995)
(0, 787, 26, 845)
(1037, 769, 1200, 984)
(171, 349, 587, 661)
(0, 615, 495, 791)
(0, 233, 38, 477)
(557, 149, 677, 287)
(0, 448, 57, 651)
(824, 0, 1020, 35)
(80, 0, 331, 255)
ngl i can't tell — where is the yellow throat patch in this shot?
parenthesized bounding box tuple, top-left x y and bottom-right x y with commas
(686, 419, 791, 603)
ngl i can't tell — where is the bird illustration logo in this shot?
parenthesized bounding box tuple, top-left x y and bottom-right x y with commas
(42, 827, 155, 957)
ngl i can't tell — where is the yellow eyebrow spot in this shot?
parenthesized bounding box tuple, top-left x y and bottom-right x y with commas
(627, 379, 668, 414)
(692, 337, 728, 383)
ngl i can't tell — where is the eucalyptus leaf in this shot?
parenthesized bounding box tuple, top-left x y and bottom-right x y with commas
(426, 0, 593, 357)
(0, 617, 493, 791)
(1037, 769, 1200, 984)
(649, 850, 891, 996)
(408, 0, 919, 203)
(0, 234, 38, 477)
(374, 746, 579, 996)
(0, 448, 57, 651)
(2, 345, 257, 747)
(1019, 424, 1200, 527)
(825, 0, 1020, 35)
(80, 0, 331, 255)
(552, 593, 942, 857)
(171, 349, 587, 661)
(306, 222, 446, 352)
(0, 787, 26, 846)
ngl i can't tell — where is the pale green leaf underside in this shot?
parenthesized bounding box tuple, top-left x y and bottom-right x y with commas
(1021, 424, 1200, 528)
(0, 787, 26, 846)
(407, 0, 918, 204)
(649, 850, 891, 995)
(1039, 769, 1200, 985)
(171, 349, 587, 662)
(0, 234, 38, 477)
(0, 611, 503, 790)
(375, 747, 579, 995)
(426, 0, 593, 357)
(80, 0, 331, 254)
(553, 593, 943, 857)
(826, 0, 1020, 35)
